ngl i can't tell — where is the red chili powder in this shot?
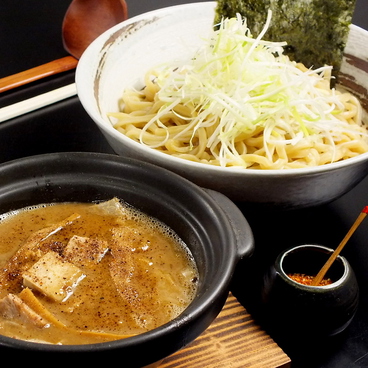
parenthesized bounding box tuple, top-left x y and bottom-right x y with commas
(287, 273, 333, 286)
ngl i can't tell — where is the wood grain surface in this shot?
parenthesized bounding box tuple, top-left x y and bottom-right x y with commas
(160, 293, 291, 368)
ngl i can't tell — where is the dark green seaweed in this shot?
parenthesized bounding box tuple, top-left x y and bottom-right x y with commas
(215, 0, 356, 78)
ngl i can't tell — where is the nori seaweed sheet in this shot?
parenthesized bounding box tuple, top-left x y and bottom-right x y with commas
(215, 0, 356, 78)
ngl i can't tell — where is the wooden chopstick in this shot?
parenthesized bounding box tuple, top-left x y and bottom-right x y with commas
(0, 83, 77, 123)
(311, 206, 368, 286)
(0, 56, 78, 94)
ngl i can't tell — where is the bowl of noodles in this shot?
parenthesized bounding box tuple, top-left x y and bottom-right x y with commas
(76, 2, 368, 209)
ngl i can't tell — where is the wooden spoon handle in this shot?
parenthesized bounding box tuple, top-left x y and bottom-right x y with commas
(0, 56, 78, 93)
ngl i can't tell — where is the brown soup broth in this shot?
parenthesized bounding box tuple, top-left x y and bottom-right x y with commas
(0, 199, 198, 344)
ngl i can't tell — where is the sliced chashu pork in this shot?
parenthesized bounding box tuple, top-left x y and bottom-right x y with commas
(0, 293, 48, 328)
(0, 198, 121, 293)
(0, 213, 80, 293)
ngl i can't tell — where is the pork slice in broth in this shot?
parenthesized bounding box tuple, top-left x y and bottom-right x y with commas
(0, 293, 47, 328)
(0, 214, 80, 294)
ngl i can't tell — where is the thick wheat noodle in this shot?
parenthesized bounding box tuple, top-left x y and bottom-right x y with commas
(109, 66, 368, 170)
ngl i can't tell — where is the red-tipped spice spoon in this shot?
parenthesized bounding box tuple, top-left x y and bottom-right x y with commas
(311, 206, 368, 286)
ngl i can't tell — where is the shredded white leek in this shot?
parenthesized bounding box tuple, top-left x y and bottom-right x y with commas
(113, 11, 368, 169)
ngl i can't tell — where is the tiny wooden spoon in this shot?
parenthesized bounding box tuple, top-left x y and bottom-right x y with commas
(311, 206, 368, 286)
(0, 0, 127, 93)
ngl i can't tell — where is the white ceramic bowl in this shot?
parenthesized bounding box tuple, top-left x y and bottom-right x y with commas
(76, 1, 368, 209)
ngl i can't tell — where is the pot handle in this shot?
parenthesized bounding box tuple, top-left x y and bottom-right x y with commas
(203, 189, 254, 260)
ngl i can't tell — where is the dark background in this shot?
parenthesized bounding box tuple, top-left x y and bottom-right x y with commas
(0, 0, 367, 78)
(0, 1, 368, 367)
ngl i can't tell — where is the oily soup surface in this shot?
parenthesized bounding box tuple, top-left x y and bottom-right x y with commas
(0, 199, 198, 344)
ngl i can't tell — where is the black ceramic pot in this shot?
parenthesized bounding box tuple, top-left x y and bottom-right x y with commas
(0, 152, 254, 367)
(261, 244, 359, 338)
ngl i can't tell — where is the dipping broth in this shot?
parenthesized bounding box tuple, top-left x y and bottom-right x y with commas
(0, 198, 198, 344)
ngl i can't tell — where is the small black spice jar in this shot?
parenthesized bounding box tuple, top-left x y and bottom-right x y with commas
(261, 244, 359, 338)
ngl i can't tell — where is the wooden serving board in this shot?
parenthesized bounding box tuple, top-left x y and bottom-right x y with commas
(160, 293, 291, 368)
